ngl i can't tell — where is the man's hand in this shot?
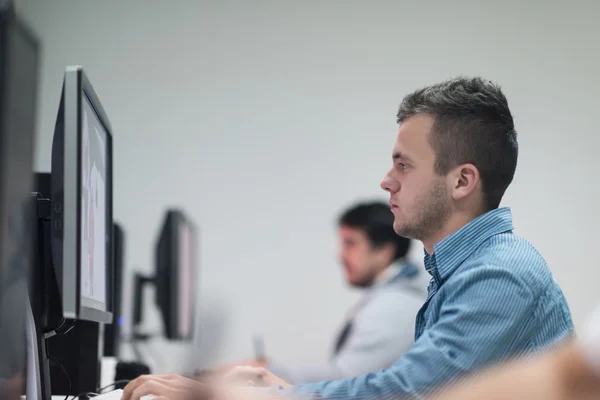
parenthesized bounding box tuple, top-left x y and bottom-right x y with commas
(121, 372, 290, 400)
(215, 359, 268, 375)
(122, 374, 212, 400)
(222, 366, 292, 388)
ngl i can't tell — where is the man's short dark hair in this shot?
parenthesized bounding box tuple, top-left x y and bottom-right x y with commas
(338, 201, 410, 262)
(397, 76, 518, 210)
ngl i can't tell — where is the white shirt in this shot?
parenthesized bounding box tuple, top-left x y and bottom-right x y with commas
(268, 260, 428, 384)
(373, 263, 403, 286)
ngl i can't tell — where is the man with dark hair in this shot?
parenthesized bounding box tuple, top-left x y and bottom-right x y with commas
(216, 201, 427, 384)
(336, 201, 415, 288)
(122, 77, 574, 400)
(265, 201, 426, 384)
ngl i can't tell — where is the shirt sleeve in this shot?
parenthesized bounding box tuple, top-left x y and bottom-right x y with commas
(268, 291, 420, 384)
(281, 266, 537, 400)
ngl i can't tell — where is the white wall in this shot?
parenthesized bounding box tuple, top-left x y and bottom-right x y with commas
(18, 0, 600, 374)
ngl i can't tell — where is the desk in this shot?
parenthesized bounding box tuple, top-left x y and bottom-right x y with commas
(21, 396, 69, 400)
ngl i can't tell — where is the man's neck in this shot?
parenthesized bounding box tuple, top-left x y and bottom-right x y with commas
(422, 210, 484, 254)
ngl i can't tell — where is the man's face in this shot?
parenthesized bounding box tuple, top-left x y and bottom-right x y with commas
(380, 113, 452, 242)
(337, 226, 390, 288)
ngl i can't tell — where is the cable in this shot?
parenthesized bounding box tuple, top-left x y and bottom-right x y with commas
(70, 390, 92, 400)
(70, 392, 99, 400)
(96, 380, 131, 393)
(69, 380, 131, 400)
(49, 357, 72, 400)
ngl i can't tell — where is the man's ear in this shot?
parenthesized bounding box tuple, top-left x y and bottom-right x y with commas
(451, 163, 480, 201)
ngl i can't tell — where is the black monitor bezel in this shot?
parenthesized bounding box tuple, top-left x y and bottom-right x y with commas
(155, 210, 196, 340)
(56, 66, 113, 323)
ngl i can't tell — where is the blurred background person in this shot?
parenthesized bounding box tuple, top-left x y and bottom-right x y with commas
(220, 201, 428, 384)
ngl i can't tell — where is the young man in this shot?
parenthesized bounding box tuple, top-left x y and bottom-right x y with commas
(249, 201, 427, 384)
(122, 77, 575, 400)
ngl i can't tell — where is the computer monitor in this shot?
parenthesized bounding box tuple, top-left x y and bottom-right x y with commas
(133, 210, 197, 342)
(26, 66, 113, 400)
(0, 3, 39, 400)
(155, 210, 196, 340)
(50, 65, 113, 324)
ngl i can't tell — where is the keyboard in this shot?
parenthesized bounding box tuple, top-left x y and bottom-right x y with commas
(92, 389, 156, 400)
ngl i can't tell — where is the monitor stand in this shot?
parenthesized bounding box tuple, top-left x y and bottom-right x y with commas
(28, 192, 74, 400)
(26, 293, 42, 400)
(130, 273, 157, 363)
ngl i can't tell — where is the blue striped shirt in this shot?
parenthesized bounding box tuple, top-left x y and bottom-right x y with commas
(283, 207, 574, 399)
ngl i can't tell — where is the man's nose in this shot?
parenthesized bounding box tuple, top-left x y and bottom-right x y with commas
(381, 170, 393, 192)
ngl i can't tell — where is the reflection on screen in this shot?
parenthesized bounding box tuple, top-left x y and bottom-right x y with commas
(80, 96, 107, 306)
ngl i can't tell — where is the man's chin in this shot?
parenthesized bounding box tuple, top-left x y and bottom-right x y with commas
(394, 223, 416, 239)
(393, 220, 405, 234)
(394, 226, 407, 238)
(349, 279, 373, 289)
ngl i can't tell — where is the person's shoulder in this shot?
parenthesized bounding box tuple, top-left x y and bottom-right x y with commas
(461, 232, 556, 294)
(360, 285, 425, 317)
(385, 278, 429, 302)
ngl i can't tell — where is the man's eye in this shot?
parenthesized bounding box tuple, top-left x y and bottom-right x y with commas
(397, 163, 409, 169)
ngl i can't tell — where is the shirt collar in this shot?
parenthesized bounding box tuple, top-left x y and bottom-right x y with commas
(374, 260, 419, 287)
(424, 207, 514, 284)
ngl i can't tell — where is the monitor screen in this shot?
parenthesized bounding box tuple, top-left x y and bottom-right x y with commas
(178, 221, 193, 338)
(150, 210, 196, 340)
(80, 94, 108, 311)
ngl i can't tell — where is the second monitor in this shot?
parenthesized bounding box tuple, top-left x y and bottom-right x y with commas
(133, 209, 197, 341)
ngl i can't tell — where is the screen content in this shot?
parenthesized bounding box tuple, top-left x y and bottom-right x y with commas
(80, 95, 107, 307)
